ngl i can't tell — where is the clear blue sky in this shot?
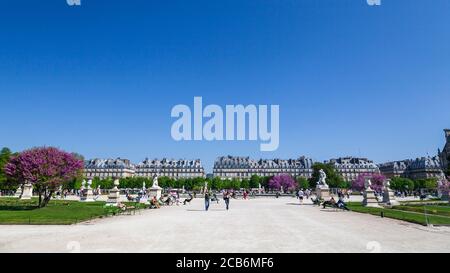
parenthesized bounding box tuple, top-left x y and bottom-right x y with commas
(1, 0, 449, 172)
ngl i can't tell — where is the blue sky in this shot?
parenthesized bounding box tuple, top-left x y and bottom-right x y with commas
(1, 0, 449, 172)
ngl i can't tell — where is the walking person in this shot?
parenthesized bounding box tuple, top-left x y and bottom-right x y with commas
(204, 191, 210, 211)
(305, 189, 311, 199)
(223, 191, 230, 210)
(298, 189, 305, 205)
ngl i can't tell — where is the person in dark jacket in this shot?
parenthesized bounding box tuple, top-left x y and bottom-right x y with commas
(204, 191, 210, 211)
(223, 191, 231, 210)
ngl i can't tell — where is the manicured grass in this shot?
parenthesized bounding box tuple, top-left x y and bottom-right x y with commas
(0, 197, 146, 225)
(347, 202, 450, 226)
(393, 204, 450, 217)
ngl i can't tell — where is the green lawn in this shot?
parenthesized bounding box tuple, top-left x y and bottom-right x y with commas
(0, 197, 146, 225)
(393, 204, 450, 217)
(347, 202, 450, 226)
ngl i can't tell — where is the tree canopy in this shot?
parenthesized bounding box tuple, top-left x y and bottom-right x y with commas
(269, 174, 296, 191)
(351, 173, 386, 192)
(4, 147, 84, 207)
(389, 177, 414, 191)
(0, 147, 13, 186)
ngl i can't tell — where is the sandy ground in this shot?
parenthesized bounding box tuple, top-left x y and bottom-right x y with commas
(0, 197, 449, 253)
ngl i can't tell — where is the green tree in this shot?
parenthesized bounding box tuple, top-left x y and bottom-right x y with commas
(192, 177, 206, 190)
(211, 176, 223, 190)
(230, 179, 241, 190)
(260, 176, 272, 189)
(310, 163, 345, 188)
(249, 175, 260, 189)
(0, 148, 13, 189)
(296, 177, 310, 190)
(415, 178, 438, 190)
(241, 179, 250, 189)
(390, 177, 414, 191)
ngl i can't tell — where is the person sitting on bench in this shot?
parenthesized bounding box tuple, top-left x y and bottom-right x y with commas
(322, 197, 336, 209)
(336, 197, 350, 211)
(151, 196, 160, 209)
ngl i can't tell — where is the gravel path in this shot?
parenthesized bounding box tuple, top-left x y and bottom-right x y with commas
(0, 198, 449, 253)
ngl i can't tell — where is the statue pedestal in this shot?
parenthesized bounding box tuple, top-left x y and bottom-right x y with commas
(316, 186, 330, 200)
(20, 184, 33, 200)
(106, 188, 120, 206)
(383, 189, 400, 206)
(149, 186, 162, 200)
(363, 188, 381, 208)
(14, 186, 22, 198)
(82, 188, 95, 202)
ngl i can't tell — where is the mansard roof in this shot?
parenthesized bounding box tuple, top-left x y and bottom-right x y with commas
(378, 160, 412, 170)
(214, 155, 313, 169)
(84, 158, 135, 169)
(136, 158, 203, 169)
(406, 156, 442, 171)
(326, 157, 379, 170)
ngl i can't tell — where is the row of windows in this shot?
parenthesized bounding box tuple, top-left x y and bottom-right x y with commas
(136, 169, 204, 173)
(135, 173, 204, 177)
(214, 173, 312, 177)
(214, 168, 312, 172)
(86, 173, 130, 178)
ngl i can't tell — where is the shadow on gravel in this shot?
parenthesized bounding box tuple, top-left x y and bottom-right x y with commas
(286, 203, 313, 206)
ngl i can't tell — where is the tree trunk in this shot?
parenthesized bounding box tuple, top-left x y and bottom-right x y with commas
(40, 190, 54, 208)
(38, 188, 42, 208)
(19, 184, 24, 199)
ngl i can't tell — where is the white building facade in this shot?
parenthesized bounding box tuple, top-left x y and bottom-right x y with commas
(84, 158, 136, 179)
(213, 156, 313, 180)
(135, 158, 205, 179)
(84, 158, 205, 180)
(326, 157, 380, 182)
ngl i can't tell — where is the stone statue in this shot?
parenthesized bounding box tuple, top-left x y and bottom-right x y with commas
(152, 174, 159, 188)
(383, 179, 390, 190)
(149, 174, 162, 199)
(365, 178, 372, 190)
(383, 179, 399, 206)
(317, 169, 328, 188)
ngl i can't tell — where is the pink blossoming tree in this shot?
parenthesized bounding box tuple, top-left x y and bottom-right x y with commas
(269, 174, 296, 192)
(352, 173, 386, 192)
(4, 147, 84, 208)
(438, 178, 450, 197)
